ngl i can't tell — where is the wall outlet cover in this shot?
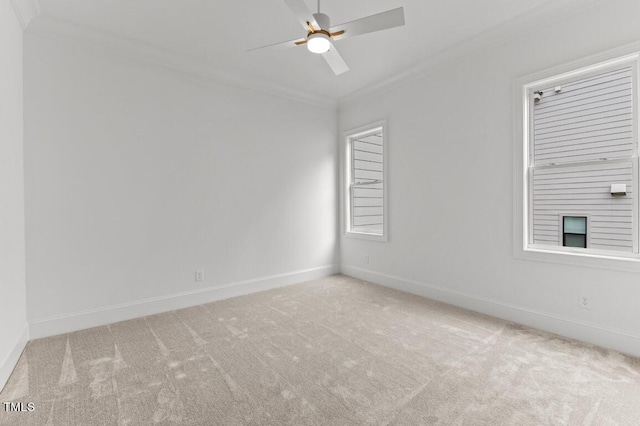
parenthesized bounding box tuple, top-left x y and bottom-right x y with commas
(579, 296, 592, 310)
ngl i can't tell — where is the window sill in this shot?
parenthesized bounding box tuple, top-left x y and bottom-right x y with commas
(345, 231, 388, 242)
(515, 245, 640, 272)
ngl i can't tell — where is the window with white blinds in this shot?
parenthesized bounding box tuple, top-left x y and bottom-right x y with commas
(345, 123, 387, 240)
(525, 55, 639, 257)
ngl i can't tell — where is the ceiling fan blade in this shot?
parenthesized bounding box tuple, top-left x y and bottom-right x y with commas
(247, 37, 307, 52)
(329, 7, 405, 41)
(283, 0, 319, 31)
(322, 43, 349, 75)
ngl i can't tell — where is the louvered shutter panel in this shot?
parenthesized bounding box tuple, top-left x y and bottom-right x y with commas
(351, 131, 384, 234)
(530, 65, 636, 253)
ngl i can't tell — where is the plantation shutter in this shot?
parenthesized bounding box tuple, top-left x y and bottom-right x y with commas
(530, 64, 637, 253)
(351, 130, 384, 235)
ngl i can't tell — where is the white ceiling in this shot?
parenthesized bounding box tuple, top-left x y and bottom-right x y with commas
(29, 0, 592, 103)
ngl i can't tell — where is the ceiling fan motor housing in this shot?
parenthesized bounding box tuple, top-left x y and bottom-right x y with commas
(306, 12, 332, 53)
(313, 13, 330, 31)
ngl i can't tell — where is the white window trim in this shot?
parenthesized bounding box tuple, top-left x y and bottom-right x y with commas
(343, 120, 388, 242)
(513, 43, 640, 272)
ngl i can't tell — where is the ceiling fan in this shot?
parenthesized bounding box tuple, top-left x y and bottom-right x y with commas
(249, 0, 405, 75)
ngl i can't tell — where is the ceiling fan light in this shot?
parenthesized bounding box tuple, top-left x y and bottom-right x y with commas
(307, 32, 331, 54)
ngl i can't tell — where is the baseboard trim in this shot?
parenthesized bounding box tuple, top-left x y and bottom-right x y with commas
(0, 324, 29, 393)
(29, 265, 339, 340)
(341, 265, 640, 358)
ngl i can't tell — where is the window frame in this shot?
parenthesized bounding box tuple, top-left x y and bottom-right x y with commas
(513, 45, 640, 271)
(343, 120, 388, 241)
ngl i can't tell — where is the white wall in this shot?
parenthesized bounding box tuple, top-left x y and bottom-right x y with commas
(24, 34, 338, 336)
(339, 0, 640, 356)
(20, 0, 640, 359)
(0, 0, 28, 390)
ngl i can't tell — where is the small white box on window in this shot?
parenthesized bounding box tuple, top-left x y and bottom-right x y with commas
(610, 183, 627, 195)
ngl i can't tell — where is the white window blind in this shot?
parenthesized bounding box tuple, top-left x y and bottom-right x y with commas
(529, 60, 638, 254)
(345, 124, 386, 239)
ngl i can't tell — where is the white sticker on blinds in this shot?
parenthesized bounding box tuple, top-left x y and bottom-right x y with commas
(351, 131, 383, 234)
(533, 67, 634, 166)
(532, 160, 634, 252)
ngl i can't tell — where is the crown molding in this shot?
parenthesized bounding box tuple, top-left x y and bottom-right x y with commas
(22, 0, 609, 110)
(9, 0, 40, 30)
(339, 0, 609, 106)
(27, 15, 337, 110)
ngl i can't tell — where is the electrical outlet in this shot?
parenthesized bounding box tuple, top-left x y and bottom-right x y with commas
(364, 254, 369, 264)
(195, 269, 205, 281)
(579, 296, 592, 310)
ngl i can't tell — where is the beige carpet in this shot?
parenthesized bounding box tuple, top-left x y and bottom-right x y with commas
(1, 275, 639, 425)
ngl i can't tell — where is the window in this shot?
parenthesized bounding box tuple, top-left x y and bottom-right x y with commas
(563, 216, 588, 248)
(344, 122, 387, 240)
(515, 50, 640, 267)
